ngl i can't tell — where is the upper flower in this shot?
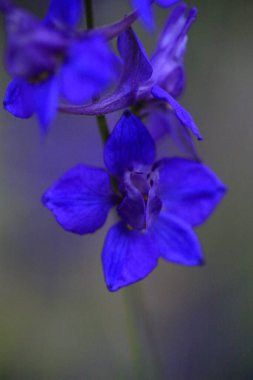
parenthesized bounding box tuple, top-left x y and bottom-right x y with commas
(2, 0, 118, 132)
(42, 111, 226, 291)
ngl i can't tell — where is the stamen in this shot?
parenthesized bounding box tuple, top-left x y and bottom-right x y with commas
(29, 71, 51, 84)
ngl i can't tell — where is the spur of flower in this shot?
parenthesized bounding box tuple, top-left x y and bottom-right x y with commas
(42, 111, 226, 291)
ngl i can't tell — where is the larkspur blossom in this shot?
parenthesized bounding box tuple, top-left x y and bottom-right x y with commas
(2, 0, 118, 132)
(42, 111, 226, 291)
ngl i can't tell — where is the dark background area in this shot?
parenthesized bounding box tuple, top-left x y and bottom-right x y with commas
(0, 0, 252, 379)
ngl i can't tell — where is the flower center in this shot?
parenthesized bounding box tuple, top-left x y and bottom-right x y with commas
(117, 166, 162, 231)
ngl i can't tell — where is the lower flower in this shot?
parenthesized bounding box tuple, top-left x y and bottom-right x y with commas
(42, 111, 226, 291)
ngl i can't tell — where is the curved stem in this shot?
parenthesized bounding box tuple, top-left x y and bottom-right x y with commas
(133, 286, 165, 379)
(84, 2, 160, 379)
(123, 289, 145, 379)
(84, 0, 110, 143)
(123, 285, 165, 379)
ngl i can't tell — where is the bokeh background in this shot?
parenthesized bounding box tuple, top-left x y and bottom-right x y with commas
(0, 0, 252, 379)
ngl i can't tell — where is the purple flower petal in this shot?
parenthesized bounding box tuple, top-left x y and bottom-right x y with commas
(158, 3, 197, 43)
(143, 104, 168, 141)
(146, 106, 199, 159)
(117, 27, 153, 91)
(156, 0, 179, 6)
(59, 28, 153, 115)
(46, 0, 83, 27)
(102, 222, 158, 291)
(34, 76, 59, 133)
(42, 164, 116, 234)
(156, 158, 227, 226)
(164, 66, 186, 99)
(117, 174, 146, 230)
(166, 111, 200, 159)
(59, 91, 135, 116)
(150, 213, 203, 265)
(60, 36, 118, 104)
(104, 111, 156, 176)
(5, 8, 67, 79)
(151, 85, 203, 140)
(131, 0, 154, 31)
(131, 0, 179, 31)
(117, 193, 145, 230)
(3, 79, 34, 118)
(151, 4, 197, 97)
(146, 186, 162, 228)
(0, 1, 12, 12)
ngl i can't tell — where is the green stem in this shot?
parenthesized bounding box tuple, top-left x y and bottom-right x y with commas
(124, 286, 165, 379)
(84, 0, 94, 29)
(133, 286, 165, 379)
(96, 115, 110, 144)
(123, 288, 145, 379)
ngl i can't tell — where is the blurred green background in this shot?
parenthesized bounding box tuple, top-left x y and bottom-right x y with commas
(0, 0, 253, 379)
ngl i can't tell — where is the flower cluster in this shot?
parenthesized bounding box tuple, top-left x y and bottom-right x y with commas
(0, 0, 227, 291)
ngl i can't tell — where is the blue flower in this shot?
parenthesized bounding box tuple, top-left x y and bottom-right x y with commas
(42, 111, 226, 291)
(2, 0, 118, 132)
